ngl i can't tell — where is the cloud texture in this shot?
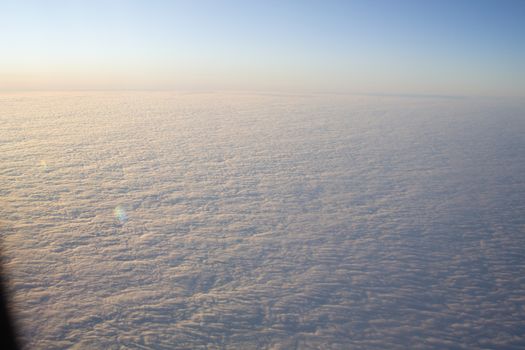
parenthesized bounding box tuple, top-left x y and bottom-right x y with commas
(1, 92, 524, 349)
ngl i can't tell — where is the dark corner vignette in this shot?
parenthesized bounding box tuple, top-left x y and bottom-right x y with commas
(0, 254, 20, 350)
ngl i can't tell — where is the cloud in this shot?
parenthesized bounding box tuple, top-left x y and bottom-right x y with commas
(1, 92, 525, 349)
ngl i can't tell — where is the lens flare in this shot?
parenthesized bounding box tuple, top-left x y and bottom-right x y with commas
(114, 205, 128, 224)
(40, 160, 48, 172)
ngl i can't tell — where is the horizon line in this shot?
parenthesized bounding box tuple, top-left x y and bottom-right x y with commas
(0, 88, 501, 100)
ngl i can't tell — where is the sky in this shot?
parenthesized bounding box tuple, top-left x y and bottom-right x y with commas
(1, 0, 524, 96)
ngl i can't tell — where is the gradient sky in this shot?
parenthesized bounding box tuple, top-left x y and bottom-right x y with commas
(1, 0, 524, 96)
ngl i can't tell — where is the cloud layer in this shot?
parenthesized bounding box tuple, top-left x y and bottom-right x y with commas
(1, 92, 524, 349)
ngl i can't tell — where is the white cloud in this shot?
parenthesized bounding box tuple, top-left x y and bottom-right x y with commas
(1, 92, 525, 349)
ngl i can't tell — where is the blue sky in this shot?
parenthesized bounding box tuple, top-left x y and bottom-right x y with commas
(1, 0, 524, 95)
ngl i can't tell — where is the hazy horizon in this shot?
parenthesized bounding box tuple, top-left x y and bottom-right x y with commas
(1, 0, 524, 97)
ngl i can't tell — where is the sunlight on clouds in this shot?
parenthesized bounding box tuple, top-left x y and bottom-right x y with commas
(1, 92, 524, 349)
